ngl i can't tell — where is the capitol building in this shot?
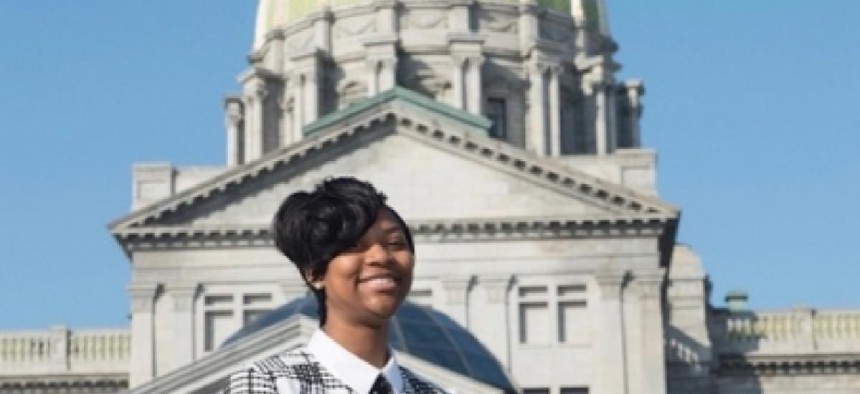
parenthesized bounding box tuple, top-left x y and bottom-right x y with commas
(2, 1, 859, 393)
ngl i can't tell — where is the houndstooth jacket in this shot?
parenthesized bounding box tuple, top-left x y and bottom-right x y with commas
(223, 349, 447, 394)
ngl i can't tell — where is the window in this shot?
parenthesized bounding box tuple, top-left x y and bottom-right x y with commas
(200, 289, 277, 353)
(486, 98, 507, 139)
(561, 387, 589, 394)
(517, 283, 589, 345)
(558, 285, 589, 344)
(518, 286, 550, 344)
(523, 389, 550, 394)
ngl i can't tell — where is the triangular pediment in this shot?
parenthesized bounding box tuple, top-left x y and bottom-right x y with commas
(110, 87, 677, 238)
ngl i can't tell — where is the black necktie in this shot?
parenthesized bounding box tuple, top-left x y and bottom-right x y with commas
(370, 374, 392, 394)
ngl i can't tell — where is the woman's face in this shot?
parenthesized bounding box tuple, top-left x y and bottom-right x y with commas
(317, 208, 414, 328)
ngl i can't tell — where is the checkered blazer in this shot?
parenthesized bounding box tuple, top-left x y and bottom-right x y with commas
(223, 349, 447, 394)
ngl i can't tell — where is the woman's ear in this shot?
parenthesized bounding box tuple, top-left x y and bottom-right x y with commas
(303, 270, 324, 291)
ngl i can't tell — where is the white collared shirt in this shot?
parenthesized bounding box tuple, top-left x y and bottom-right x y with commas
(272, 329, 404, 394)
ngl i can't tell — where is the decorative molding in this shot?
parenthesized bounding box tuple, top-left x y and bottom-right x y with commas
(440, 275, 475, 305)
(127, 283, 160, 314)
(333, 15, 377, 39)
(480, 274, 512, 304)
(718, 354, 860, 376)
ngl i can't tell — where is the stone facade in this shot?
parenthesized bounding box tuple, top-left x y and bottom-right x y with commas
(2, 1, 859, 394)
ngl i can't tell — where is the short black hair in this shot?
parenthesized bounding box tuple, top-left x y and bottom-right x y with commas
(271, 176, 414, 325)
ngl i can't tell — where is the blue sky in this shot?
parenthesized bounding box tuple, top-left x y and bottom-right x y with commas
(0, 1, 857, 330)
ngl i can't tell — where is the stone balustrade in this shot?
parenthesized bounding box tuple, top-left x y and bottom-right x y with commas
(711, 308, 860, 355)
(0, 327, 130, 376)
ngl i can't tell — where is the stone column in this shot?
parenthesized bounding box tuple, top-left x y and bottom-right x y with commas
(450, 55, 467, 110)
(311, 7, 332, 53)
(363, 34, 398, 96)
(594, 268, 628, 394)
(586, 63, 617, 155)
(518, 1, 538, 53)
(291, 50, 322, 126)
(167, 282, 199, 370)
(635, 269, 667, 394)
(622, 79, 644, 148)
(441, 275, 474, 327)
(243, 76, 269, 162)
(224, 97, 244, 166)
(548, 64, 563, 156)
(127, 282, 160, 387)
(527, 63, 549, 155)
(472, 274, 512, 368)
(448, 34, 485, 115)
(466, 55, 485, 115)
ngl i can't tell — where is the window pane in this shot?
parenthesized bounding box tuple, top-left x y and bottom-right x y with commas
(204, 295, 232, 306)
(523, 389, 550, 394)
(243, 293, 272, 305)
(519, 286, 548, 298)
(561, 387, 589, 394)
(205, 311, 233, 351)
(486, 98, 507, 139)
(558, 301, 588, 343)
(558, 284, 586, 296)
(519, 302, 550, 344)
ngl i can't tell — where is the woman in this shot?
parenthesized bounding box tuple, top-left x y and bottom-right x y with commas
(224, 177, 445, 393)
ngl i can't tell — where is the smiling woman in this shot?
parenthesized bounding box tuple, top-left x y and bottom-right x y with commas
(224, 177, 446, 394)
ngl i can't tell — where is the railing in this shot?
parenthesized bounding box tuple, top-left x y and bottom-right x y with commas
(0, 327, 130, 375)
(712, 308, 860, 355)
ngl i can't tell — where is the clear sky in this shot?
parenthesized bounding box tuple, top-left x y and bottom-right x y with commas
(0, 1, 857, 330)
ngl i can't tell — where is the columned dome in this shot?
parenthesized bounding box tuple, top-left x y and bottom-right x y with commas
(253, 0, 608, 50)
(224, 295, 517, 393)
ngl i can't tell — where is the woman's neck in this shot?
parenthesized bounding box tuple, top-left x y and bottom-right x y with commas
(322, 318, 390, 368)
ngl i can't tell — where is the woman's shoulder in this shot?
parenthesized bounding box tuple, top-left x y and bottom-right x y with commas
(243, 348, 318, 376)
(223, 349, 318, 393)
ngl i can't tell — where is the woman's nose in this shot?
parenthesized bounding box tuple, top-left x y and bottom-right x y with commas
(364, 242, 391, 264)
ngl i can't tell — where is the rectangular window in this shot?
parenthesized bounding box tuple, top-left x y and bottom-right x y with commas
(523, 389, 550, 394)
(243, 293, 272, 305)
(560, 387, 589, 394)
(204, 295, 232, 306)
(558, 301, 588, 343)
(204, 311, 233, 351)
(519, 302, 551, 344)
(486, 98, 507, 139)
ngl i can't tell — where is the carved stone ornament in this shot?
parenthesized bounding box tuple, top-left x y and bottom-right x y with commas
(479, 10, 518, 33)
(333, 16, 377, 39)
(481, 274, 512, 304)
(128, 283, 160, 314)
(401, 9, 447, 30)
(441, 276, 474, 305)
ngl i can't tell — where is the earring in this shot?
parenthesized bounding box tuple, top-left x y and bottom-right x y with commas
(312, 282, 324, 290)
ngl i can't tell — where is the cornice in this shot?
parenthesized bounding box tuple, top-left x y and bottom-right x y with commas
(0, 375, 128, 391)
(719, 354, 860, 376)
(114, 215, 671, 252)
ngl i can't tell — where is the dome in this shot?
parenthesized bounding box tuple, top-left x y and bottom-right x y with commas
(252, 0, 599, 49)
(224, 295, 517, 393)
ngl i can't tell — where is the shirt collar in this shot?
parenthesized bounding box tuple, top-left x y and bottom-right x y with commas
(307, 329, 404, 394)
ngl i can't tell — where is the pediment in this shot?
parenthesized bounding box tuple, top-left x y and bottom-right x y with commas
(111, 87, 677, 239)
